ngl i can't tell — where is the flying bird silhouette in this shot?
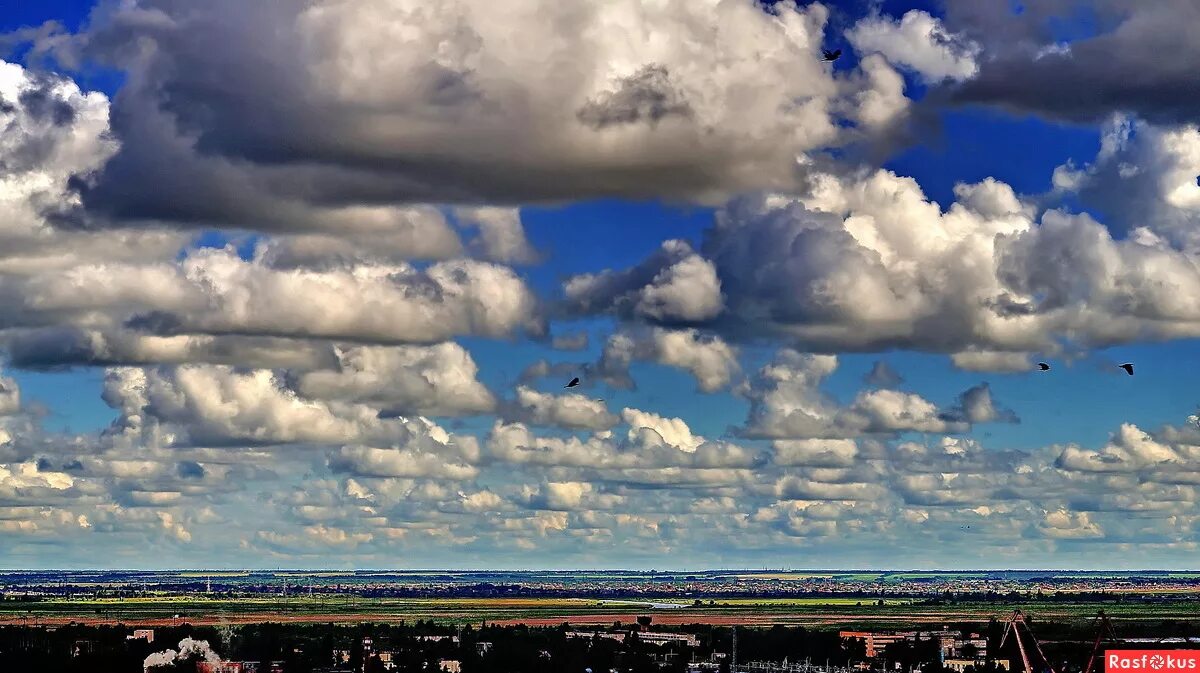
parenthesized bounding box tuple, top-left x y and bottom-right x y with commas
(1119, 363, 1134, 376)
(822, 49, 841, 62)
(565, 377, 580, 388)
(1037, 362, 1050, 371)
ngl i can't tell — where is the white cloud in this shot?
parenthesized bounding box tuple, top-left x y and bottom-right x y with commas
(295, 343, 495, 416)
(521, 482, 594, 511)
(0, 376, 18, 416)
(846, 54, 910, 133)
(0, 462, 74, 492)
(20, 0, 899, 226)
(622, 408, 705, 453)
(1039, 509, 1104, 539)
(951, 349, 1033, 373)
(567, 165, 1200, 356)
(103, 365, 388, 446)
(1057, 423, 1183, 473)
(256, 206, 465, 268)
(773, 439, 859, 467)
(1051, 115, 1200, 250)
(329, 446, 479, 480)
(847, 10, 980, 83)
(453, 207, 539, 264)
(565, 240, 723, 323)
(588, 328, 739, 392)
(509, 386, 619, 431)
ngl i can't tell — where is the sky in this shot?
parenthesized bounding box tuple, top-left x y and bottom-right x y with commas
(2, 0, 1200, 570)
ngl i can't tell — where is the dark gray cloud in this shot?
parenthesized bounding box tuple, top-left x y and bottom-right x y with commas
(576, 65, 694, 129)
(11, 0, 873, 229)
(938, 382, 1020, 425)
(946, 0, 1200, 125)
(863, 360, 904, 386)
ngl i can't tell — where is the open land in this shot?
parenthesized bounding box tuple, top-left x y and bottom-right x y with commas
(2, 570, 1200, 629)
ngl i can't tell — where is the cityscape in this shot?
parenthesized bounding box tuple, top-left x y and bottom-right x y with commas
(1, 570, 1198, 672)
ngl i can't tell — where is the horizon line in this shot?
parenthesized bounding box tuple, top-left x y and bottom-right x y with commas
(3, 568, 1198, 574)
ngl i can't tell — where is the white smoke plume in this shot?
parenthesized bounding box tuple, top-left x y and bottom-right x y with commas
(143, 637, 222, 671)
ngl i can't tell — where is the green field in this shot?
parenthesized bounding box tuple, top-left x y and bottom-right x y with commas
(3, 595, 1199, 629)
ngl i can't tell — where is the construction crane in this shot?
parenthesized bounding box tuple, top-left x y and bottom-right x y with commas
(999, 610, 1058, 673)
(1084, 610, 1119, 673)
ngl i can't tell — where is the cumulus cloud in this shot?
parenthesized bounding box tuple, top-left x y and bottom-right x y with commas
(622, 408, 705, 453)
(10, 0, 907, 228)
(1050, 115, 1200, 250)
(738, 350, 841, 439)
(0, 461, 75, 494)
(844, 54, 910, 136)
(484, 417, 758, 477)
(566, 165, 1200, 356)
(521, 482, 594, 511)
(2, 329, 340, 371)
(1039, 509, 1104, 540)
(847, 10, 980, 83)
(2, 248, 542, 349)
(590, 328, 739, 392)
(329, 446, 479, 481)
(938, 383, 1020, 425)
(565, 240, 723, 324)
(0, 376, 19, 416)
(739, 350, 1016, 439)
(1057, 423, 1183, 473)
(506, 386, 619, 431)
(0, 60, 187, 277)
(255, 206, 466, 268)
(453, 207, 539, 265)
(126, 251, 542, 344)
(773, 439, 859, 468)
(295, 343, 495, 417)
(102, 365, 389, 446)
(949, 0, 1200, 126)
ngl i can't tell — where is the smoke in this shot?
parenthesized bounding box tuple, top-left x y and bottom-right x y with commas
(143, 637, 222, 671)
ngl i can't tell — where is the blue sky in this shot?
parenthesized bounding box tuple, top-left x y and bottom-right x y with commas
(2, 0, 1200, 570)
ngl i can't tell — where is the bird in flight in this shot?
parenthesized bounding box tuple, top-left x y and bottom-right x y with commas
(1119, 363, 1134, 376)
(1037, 362, 1050, 371)
(822, 49, 841, 62)
(565, 377, 580, 388)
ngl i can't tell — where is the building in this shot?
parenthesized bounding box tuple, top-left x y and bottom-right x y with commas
(128, 629, 155, 644)
(196, 663, 244, 673)
(840, 629, 987, 661)
(840, 631, 914, 658)
(196, 661, 281, 673)
(567, 631, 627, 644)
(640, 632, 700, 648)
(945, 659, 1009, 673)
(438, 660, 462, 673)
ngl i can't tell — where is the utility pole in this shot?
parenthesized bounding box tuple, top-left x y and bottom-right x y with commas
(733, 625, 738, 673)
